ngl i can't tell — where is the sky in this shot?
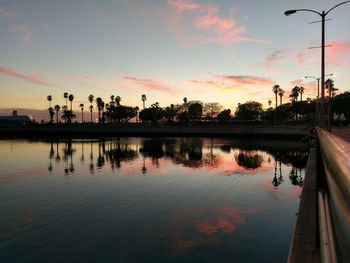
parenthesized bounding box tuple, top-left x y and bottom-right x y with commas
(0, 0, 349, 120)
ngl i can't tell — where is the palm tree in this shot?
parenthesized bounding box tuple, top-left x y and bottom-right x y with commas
(183, 97, 188, 111)
(96, 97, 105, 123)
(54, 105, 60, 123)
(110, 95, 115, 107)
(79, 103, 84, 123)
(299, 86, 304, 101)
(88, 95, 94, 123)
(48, 107, 54, 123)
(268, 100, 272, 107)
(89, 105, 94, 123)
(141, 94, 146, 109)
(290, 86, 300, 102)
(68, 94, 74, 110)
(278, 89, 285, 105)
(272, 84, 280, 125)
(47, 95, 52, 108)
(64, 92, 68, 107)
(61, 105, 76, 124)
(115, 96, 121, 106)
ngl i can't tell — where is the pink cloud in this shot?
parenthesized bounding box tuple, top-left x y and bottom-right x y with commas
(327, 41, 350, 67)
(216, 75, 274, 86)
(0, 67, 50, 86)
(167, 0, 266, 46)
(0, 8, 13, 17)
(10, 23, 32, 42)
(123, 76, 177, 94)
(169, 0, 201, 11)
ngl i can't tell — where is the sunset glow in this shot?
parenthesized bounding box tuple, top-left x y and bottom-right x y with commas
(0, 0, 349, 120)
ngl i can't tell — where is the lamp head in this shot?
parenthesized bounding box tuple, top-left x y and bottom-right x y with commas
(285, 10, 297, 16)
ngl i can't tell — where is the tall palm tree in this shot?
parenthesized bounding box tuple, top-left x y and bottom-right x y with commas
(54, 105, 60, 123)
(183, 97, 188, 111)
(110, 95, 115, 107)
(89, 105, 94, 123)
(68, 94, 74, 110)
(290, 86, 300, 102)
(64, 92, 68, 107)
(278, 89, 285, 105)
(88, 95, 94, 123)
(96, 97, 105, 123)
(48, 107, 54, 123)
(141, 94, 146, 109)
(47, 95, 52, 108)
(115, 96, 121, 106)
(272, 84, 280, 125)
(61, 106, 76, 124)
(299, 86, 304, 101)
(79, 103, 84, 123)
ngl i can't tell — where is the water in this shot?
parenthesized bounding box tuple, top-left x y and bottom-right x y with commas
(0, 137, 308, 263)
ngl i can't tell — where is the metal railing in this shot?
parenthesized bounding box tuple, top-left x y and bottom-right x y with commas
(317, 128, 350, 262)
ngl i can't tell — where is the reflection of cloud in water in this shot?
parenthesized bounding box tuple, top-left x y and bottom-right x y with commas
(167, 206, 264, 256)
(0, 167, 47, 185)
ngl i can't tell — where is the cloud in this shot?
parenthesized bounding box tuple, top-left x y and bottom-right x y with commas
(216, 75, 274, 86)
(123, 76, 178, 94)
(10, 23, 32, 42)
(0, 67, 50, 86)
(65, 75, 100, 84)
(0, 8, 13, 17)
(167, 0, 267, 46)
(327, 41, 350, 67)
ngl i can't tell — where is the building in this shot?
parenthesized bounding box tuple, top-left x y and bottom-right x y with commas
(0, 111, 32, 124)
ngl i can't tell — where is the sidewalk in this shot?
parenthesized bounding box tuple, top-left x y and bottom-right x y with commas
(332, 126, 350, 143)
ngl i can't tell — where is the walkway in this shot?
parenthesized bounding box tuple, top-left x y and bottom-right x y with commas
(332, 126, 350, 143)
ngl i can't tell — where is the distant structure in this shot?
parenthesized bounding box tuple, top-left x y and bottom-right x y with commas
(0, 111, 32, 124)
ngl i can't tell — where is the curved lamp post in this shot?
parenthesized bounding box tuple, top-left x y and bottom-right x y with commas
(285, 1, 350, 130)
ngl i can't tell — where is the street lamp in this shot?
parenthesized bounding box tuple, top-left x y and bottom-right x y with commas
(304, 74, 334, 125)
(285, 1, 350, 130)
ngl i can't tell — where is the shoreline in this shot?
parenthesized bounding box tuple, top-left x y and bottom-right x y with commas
(0, 124, 311, 139)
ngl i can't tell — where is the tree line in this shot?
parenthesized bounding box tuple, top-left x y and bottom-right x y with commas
(46, 79, 349, 125)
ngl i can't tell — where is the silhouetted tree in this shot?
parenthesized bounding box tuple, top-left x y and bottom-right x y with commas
(64, 92, 68, 107)
(141, 94, 147, 109)
(139, 102, 164, 124)
(299, 86, 304, 101)
(278, 89, 285, 105)
(203, 102, 222, 120)
(48, 107, 55, 123)
(68, 94, 74, 111)
(54, 105, 60, 123)
(79, 103, 84, 122)
(61, 105, 76, 124)
(115, 96, 121, 106)
(96, 97, 104, 123)
(235, 101, 263, 120)
(217, 109, 231, 121)
(88, 94, 94, 123)
(290, 86, 300, 102)
(272, 84, 280, 125)
(47, 95, 52, 108)
(164, 104, 178, 123)
(188, 102, 203, 121)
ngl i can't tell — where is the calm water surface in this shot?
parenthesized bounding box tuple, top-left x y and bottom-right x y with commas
(0, 138, 308, 263)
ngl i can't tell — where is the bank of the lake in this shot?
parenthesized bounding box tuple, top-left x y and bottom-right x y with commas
(0, 123, 311, 139)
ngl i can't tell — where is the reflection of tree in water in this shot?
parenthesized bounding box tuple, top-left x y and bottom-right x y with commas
(289, 167, 303, 187)
(234, 150, 263, 170)
(46, 138, 309, 184)
(104, 141, 138, 170)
